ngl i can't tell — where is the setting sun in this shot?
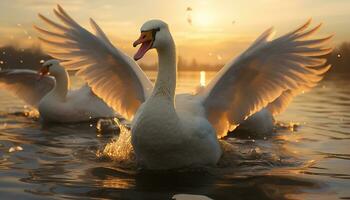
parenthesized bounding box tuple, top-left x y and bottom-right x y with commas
(193, 10, 214, 27)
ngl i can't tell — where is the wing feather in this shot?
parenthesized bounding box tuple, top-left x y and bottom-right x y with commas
(199, 20, 332, 138)
(0, 69, 54, 107)
(35, 5, 153, 120)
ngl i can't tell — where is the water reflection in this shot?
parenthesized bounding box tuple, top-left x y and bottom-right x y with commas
(0, 72, 349, 199)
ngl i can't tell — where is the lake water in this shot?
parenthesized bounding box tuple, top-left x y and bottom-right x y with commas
(0, 70, 349, 200)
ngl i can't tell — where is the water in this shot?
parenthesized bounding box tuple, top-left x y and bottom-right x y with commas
(0, 71, 349, 200)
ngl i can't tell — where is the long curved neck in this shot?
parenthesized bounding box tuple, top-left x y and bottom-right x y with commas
(152, 36, 177, 102)
(50, 69, 69, 101)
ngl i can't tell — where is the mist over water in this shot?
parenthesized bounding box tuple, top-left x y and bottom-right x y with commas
(0, 72, 349, 200)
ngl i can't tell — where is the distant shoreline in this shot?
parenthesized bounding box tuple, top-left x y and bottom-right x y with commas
(1, 43, 350, 77)
(140, 65, 222, 72)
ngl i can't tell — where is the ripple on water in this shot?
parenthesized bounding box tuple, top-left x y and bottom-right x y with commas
(0, 77, 350, 199)
(99, 120, 312, 179)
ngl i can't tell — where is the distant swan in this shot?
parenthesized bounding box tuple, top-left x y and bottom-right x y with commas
(36, 5, 332, 169)
(0, 59, 115, 123)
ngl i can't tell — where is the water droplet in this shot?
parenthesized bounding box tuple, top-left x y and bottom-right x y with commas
(9, 146, 23, 153)
(8, 147, 15, 153)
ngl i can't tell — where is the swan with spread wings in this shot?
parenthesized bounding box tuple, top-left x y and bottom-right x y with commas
(35, 5, 332, 169)
(0, 59, 115, 123)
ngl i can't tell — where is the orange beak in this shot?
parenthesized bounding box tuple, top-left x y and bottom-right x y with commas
(37, 66, 49, 80)
(133, 31, 154, 61)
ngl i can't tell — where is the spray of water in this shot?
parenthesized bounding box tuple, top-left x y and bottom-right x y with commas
(100, 119, 137, 168)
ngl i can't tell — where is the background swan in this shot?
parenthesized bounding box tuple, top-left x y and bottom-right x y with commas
(0, 59, 115, 123)
(36, 5, 332, 169)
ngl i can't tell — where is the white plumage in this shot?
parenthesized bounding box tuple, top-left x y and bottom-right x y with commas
(0, 59, 115, 123)
(36, 5, 332, 169)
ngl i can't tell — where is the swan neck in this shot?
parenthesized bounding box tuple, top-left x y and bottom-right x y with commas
(152, 38, 177, 100)
(51, 70, 69, 100)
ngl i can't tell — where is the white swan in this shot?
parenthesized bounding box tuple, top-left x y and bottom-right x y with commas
(36, 5, 332, 169)
(0, 59, 115, 123)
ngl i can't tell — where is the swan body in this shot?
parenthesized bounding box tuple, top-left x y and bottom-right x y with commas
(0, 59, 115, 123)
(132, 93, 221, 169)
(234, 108, 274, 135)
(36, 5, 332, 169)
(130, 23, 221, 168)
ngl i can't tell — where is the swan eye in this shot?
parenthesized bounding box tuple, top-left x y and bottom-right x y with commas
(152, 28, 160, 38)
(47, 63, 53, 68)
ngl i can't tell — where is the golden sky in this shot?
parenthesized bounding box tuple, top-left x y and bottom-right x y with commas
(0, 0, 349, 65)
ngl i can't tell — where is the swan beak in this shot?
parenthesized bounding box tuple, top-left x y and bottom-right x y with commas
(37, 66, 49, 80)
(133, 31, 153, 61)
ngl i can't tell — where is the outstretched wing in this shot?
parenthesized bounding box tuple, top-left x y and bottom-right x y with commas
(198, 20, 332, 138)
(266, 63, 330, 115)
(0, 69, 54, 107)
(35, 5, 153, 120)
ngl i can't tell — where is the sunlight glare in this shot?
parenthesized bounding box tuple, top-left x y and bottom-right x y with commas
(200, 71, 206, 86)
(193, 11, 214, 27)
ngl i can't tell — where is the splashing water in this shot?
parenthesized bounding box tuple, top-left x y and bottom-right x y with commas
(99, 119, 136, 168)
(97, 119, 308, 174)
(96, 118, 120, 136)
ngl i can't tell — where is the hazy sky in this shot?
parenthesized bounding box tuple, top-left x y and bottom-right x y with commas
(0, 0, 349, 64)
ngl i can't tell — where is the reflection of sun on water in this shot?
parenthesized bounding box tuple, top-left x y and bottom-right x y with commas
(200, 71, 206, 86)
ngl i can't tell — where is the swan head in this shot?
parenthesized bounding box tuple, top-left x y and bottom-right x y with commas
(133, 19, 171, 61)
(39, 59, 64, 77)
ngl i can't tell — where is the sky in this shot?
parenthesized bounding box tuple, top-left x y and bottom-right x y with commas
(0, 0, 349, 65)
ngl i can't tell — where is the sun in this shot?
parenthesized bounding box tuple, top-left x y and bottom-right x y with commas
(193, 10, 214, 27)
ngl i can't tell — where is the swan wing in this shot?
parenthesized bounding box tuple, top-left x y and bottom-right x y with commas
(266, 63, 330, 115)
(198, 20, 332, 138)
(0, 69, 54, 107)
(35, 5, 153, 120)
(66, 84, 116, 118)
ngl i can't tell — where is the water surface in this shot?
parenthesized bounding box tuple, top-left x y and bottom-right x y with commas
(0, 71, 349, 200)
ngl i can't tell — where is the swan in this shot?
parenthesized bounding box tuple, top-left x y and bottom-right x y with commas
(35, 5, 332, 169)
(0, 59, 115, 123)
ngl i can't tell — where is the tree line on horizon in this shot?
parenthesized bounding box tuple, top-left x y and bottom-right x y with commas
(0, 43, 349, 78)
